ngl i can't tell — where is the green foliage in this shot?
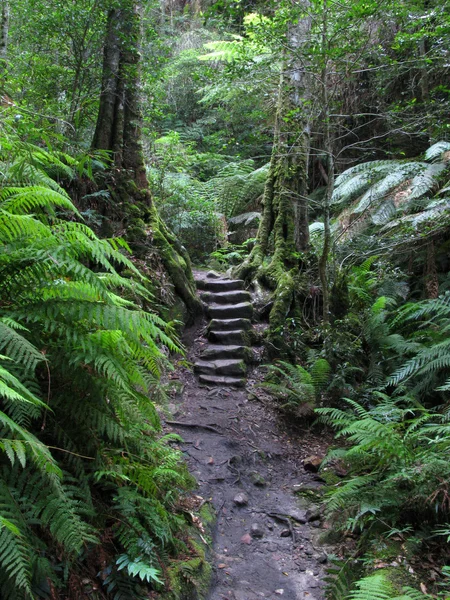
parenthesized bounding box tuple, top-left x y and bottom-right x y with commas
(348, 573, 428, 600)
(317, 392, 450, 536)
(262, 358, 330, 416)
(0, 130, 194, 597)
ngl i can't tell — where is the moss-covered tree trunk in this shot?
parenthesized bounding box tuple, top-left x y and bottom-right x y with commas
(92, 0, 200, 317)
(235, 37, 311, 328)
(0, 0, 9, 85)
(318, 0, 334, 324)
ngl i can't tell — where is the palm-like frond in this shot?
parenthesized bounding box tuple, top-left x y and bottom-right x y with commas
(424, 141, 450, 162)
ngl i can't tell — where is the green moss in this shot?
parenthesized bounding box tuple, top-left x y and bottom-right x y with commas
(294, 484, 323, 500)
(199, 503, 215, 526)
(163, 534, 212, 600)
(320, 469, 341, 486)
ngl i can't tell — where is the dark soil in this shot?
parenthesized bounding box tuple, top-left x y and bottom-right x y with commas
(163, 312, 335, 600)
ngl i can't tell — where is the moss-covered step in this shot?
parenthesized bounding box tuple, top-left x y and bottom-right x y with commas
(198, 374, 246, 387)
(194, 359, 247, 376)
(200, 344, 252, 362)
(208, 318, 252, 331)
(207, 302, 253, 319)
(200, 290, 251, 305)
(197, 279, 245, 292)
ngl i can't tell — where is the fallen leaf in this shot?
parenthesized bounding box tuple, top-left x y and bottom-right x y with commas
(240, 533, 252, 545)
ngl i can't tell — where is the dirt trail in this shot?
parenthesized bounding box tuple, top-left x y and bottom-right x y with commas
(165, 306, 334, 600)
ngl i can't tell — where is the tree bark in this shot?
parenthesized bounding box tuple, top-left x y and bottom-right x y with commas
(318, 0, 334, 324)
(0, 0, 9, 85)
(92, 0, 200, 317)
(234, 17, 311, 329)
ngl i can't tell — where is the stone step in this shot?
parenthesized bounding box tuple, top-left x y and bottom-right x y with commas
(198, 374, 246, 388)
(208, 318, 252, 332)
(208, 330, 246, 345)
(194, 359, 246, 376)
(200, 290, 251, 305)
(198, 279, 245, 292)
(208, 302, 253, 320)
(200, 345, 251, 362)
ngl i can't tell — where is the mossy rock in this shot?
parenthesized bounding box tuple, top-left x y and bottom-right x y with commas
(320, 469, 341, 486)
(294, 484, 324, 500)
(199, 503, 215, 526)
(163, 534, 213, 600)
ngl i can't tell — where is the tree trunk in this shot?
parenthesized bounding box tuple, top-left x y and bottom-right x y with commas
(318, 0, 334, 324)
(0, 0, 9, 85)
(92, 0, 200, 317)
(234, 19, 311, 329)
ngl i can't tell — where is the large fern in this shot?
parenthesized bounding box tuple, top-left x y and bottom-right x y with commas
(0, 129, 194, 597)
(348, 573, 429, 600)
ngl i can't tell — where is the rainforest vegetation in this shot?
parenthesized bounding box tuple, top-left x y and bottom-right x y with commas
(0, 0, 450, 598)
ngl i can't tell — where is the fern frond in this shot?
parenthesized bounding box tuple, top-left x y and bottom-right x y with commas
(424, 141, 450, 162)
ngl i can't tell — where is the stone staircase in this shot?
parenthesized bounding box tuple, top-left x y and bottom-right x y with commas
(194, 272, 253, 387)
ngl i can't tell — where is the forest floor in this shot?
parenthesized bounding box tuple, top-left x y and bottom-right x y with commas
(163, 301, 336, 600)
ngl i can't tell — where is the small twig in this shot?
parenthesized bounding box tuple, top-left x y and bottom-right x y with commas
(226, 458, 241, 485)
(46, 446, 95, 460)
(166, 421, 222, 435)
(228, 426, 241, 436)
(267, 512, 296, 545)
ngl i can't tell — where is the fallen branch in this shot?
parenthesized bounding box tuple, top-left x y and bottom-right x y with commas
(166, 421, 222, 435)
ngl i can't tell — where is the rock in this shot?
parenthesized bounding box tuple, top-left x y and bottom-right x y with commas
(311, 520, 321, 528)
(303, 455, 324, 472)
(250, 523, 264, 538)
(203, 278, 245, 292)
(318, 553, 328, 564)
(240, 533, 252, 545)
(280, 529, 291, 538)
(167, 403, 180, 417)
(305, 508, 321, 522)
(199, 374, 245, 388)
(206, 271, 222, 279)
(201, 290, 252, 305)
(249, 471, 266, 487)
(207, 457, 215, 465)
(208, 329, 246, 345)
(194, 358, 247, 377)
(200, 344, 250, 361)
(288, 509, 307, 524)
(274, 590, 284, 595)
(208, 318, 252, 331)
(208, 302, 253, 320)
(234, 492, 249, 507)
(305, 548, 314, 557)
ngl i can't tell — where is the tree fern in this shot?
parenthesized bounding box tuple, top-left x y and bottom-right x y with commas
(333, 142, 450, 242)
(424, 141, 450, 162)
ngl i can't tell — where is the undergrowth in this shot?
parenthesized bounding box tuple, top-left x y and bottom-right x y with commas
(0, 128, 197, 598)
